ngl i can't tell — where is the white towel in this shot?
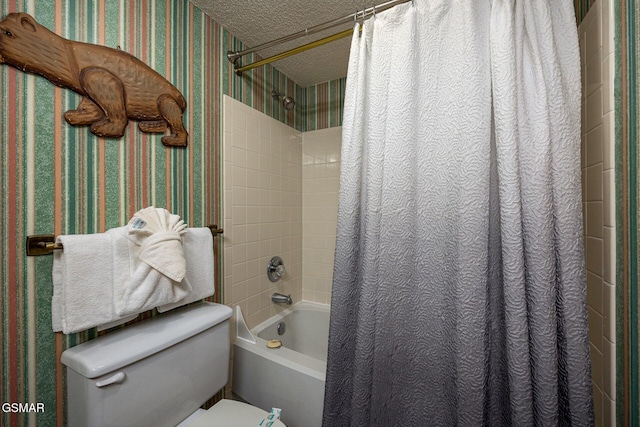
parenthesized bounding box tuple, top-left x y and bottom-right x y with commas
(51, 215, 214, 332)
(51, 228, 136, 334)
(110, 227, 192, 317)
(158, 227, 215, 312)
(127, 207, 188, 282)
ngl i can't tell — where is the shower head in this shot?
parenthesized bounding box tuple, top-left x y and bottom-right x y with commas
(281, 95, 295, 110)
(272, 90, 295, 111)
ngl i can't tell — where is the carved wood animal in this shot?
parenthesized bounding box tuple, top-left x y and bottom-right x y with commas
(0, 12, 188, 147)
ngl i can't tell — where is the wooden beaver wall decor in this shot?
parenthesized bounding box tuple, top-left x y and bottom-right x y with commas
(0, 12, 188, 147)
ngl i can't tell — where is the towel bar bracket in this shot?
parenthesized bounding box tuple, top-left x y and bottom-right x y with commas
(26, 235, 60, 256)
(26, 224, 223, 256)
(207, 225, 224, 235)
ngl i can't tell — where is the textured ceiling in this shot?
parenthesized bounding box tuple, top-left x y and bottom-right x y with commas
(190, 0, 373, 87)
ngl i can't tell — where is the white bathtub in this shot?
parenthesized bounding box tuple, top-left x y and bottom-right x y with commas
(232, 302, 329, 427)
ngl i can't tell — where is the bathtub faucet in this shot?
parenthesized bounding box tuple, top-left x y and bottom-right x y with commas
(272, 293, 292, 305)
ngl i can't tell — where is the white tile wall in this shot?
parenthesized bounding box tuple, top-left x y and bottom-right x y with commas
(224, 95, 343, 321)
(222, 95, 303, 330)
(302, 127, 342, 304)
(579, 1, 616, 426)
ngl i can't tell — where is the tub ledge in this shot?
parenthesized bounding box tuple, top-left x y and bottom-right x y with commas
(235, 305, 256, 344)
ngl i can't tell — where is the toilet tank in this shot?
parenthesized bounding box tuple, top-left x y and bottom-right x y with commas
(61, 302, 233, 427)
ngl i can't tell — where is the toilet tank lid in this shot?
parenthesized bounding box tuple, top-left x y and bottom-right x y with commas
(61, 302, 232, 379)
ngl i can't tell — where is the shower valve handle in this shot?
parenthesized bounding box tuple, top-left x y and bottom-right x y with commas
(267, 256, 286, 282)
(274, 264, 286, 277)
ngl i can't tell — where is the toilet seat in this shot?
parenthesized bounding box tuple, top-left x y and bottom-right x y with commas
(187, 399, 287, 427)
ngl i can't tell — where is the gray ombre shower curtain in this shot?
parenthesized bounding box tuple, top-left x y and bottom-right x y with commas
(323, 1, 594, 426)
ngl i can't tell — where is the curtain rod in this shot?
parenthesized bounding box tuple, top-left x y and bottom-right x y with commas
(233, 27, 357, 76)
(228, 0, 412, 74)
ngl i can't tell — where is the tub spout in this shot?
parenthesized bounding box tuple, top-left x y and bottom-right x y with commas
(272, 293, 292, 305)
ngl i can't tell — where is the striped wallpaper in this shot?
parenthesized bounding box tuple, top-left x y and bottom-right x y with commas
(0, 1, 344, 426)
(305, 77, 346, 131)
(576, 0, 640, 424)
(616, 1, 640, 425)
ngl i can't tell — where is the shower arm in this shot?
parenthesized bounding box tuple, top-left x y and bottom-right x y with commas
(227, 0, 412, 75)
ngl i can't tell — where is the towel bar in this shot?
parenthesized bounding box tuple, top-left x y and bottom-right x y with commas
(26, 224, 224, 256)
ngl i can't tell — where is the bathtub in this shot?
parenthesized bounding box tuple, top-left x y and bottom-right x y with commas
(232, 301, 330, 427)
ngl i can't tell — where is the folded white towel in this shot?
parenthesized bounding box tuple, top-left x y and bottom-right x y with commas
(110, 227, 192, 317)
(52, 228, 136, 334)
(127, 207, 188, 282)
(158, 227, 215, 312)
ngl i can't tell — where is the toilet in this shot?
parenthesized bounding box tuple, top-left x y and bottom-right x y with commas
(61, 302, 286, 427)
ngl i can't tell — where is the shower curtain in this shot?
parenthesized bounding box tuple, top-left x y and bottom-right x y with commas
(323, 1, 593, 426)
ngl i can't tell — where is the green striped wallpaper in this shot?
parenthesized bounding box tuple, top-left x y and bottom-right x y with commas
(579, 0, 640, 424)
(0, 1, 344, 426)
(616, 0, 640, 425)
(305, 77, 346, 131)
